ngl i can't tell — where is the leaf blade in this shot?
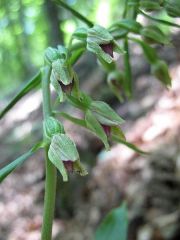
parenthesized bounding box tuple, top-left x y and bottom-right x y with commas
(95, 203, 128, 240)
(0, 71, 41, 120)
(0, 141, 44, 183)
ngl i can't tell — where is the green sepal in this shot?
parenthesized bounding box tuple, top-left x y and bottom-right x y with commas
(71, 71, 80, 99)
(48, 133, 80, 181)
(85, 110, 110, 150)
(50, 134, 79, 161)
(50, 71, 65, 102)
(90, 101, 125, 126)
(73, 159, 88, 176)
(43, 116, 65, 141)
(140, 25, 170, 45)
(87, 24, 113, 44)
(151, 60, 171, 87)
(111, 126, 126, 141)
(48, 141, 68, 182)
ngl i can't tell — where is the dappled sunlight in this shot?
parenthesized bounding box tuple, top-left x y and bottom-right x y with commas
(95, 1, 111, 27)
(7, 90, 42, 122)
(13, 121, 33, 140)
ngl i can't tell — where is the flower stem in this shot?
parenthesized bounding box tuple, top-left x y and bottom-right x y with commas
(123, 37, 132, 97)
(122, 0, 128, 18)
(54, 0, 93, 27)
(41, 66, 57, 240)
(123, 0, 139, 97)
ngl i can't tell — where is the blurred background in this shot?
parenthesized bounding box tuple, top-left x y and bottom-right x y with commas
(0, 0, 180, 239)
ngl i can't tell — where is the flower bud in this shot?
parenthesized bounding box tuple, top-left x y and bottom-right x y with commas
(151, 60, 171, 87)
(165, 0, 180, 18)
(43, 117, 64, 141)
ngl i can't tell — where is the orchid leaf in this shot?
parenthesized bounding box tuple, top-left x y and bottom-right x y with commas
(0, 71, 41, 120)
(0, 141, 44, 183)
(95, 203, 128, 240)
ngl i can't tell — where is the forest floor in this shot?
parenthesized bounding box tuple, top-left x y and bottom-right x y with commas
(0, 44, 180, 240)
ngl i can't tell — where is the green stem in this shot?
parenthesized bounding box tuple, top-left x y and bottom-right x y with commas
(124, 0, 139, 19)
(122, 0, 135, 98)
(69, 42, 86, 52)
(122, 0, 128, 18)
(139, 9, 180, 28)
(123, 37, 132, 97)
(41, 66, 57, 240)
(54, 0, 93, 27)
